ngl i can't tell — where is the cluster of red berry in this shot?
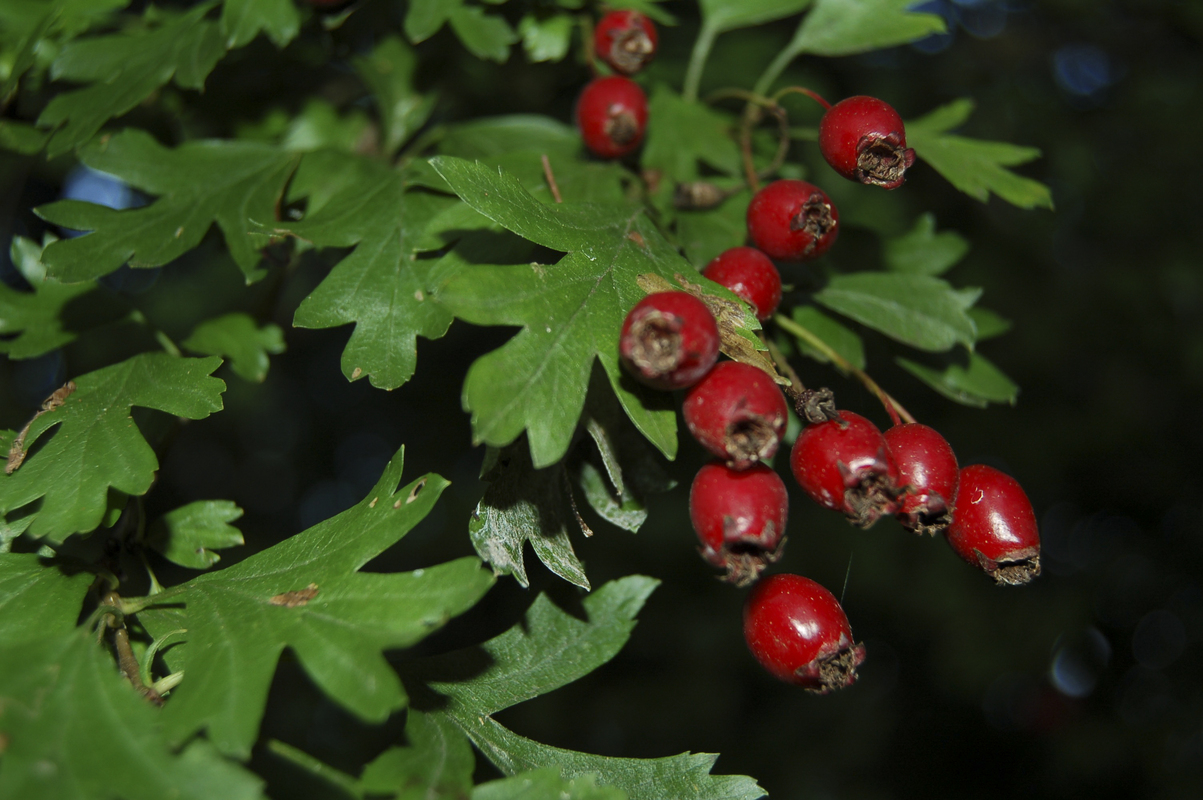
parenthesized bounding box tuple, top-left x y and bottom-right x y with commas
(596, 12, 1039, 694)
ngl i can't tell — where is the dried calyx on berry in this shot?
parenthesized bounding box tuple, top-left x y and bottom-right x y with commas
(746, 179, 839, 262)
(743, 573, 865, 693)
(884, 422, 959, 536)
(594, 9, 658, 75)
(945, 464, 1041, 586)
(819, 96, 916, 190)
(690, 462, 788, 586)
(619, 291, 720, 390)
(790, 409, 902, 527)
(683, 361, 788, 469)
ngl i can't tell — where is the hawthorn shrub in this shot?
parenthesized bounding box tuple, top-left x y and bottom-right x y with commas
(0, 1, 1054, 798)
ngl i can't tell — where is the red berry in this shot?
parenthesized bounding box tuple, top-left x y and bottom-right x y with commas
(576, 76, 648, 159)
(593, 9, 658, 75)
(945, 464, 1041, 586)
(683, 361, 788, 469)
(818, 96, 917, 190)
(702, 247, 783, 321)
(789, 410, 901, 528)
(743, 573, 865, 692)
(690, 462, 788, 586)
(884, 423, 959, 536)
(619, 291, 719, 390)
(746, 180, 839, 262)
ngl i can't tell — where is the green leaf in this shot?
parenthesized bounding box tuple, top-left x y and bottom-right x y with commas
(150, 449, 494, 758)
(406, 576, 764, 800)
(0, 553, 94, 640)
(676, 190, 751, 270)
(354, 36, 436, 157)
(0, 235, 119, 359)
(883, 213, 969, 276)
(698, 0, 812, 34)
(146, 500, 245, 569)
(360, 711, 475, 799)
(518, 13, 573, 63)
(470, 441, 591, 590)
(897, 351, 1019, 407)
(0, 626, 265, 800)
(0, 120, 51, 154)
(288, 154, 459, 390)
(907, 99, 1054, 210)
(182, 313, 286, 383)
(0, 354, 226, 543)
(462, 721, 765, 800)
(448, 4, 517, 62)
(474, 768, 627, 800)
(641, 85, 741, 200)
(968, 307, 1011, 341)
(784, 0, 944, 57)
(789, 305, 866, 370)
(439, 115, 580, 160)
(220, 0, 301, 48)
(36, 130, 300, 284)
(38, 3, 227, 157)
(814, 272, 979, 352)
(405, 0, 457, 42)
(431, 156, 724, 467)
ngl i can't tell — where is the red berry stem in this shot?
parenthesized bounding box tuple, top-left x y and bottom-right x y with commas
(773, 312, 915, 426)
(774, 85, 832, 111)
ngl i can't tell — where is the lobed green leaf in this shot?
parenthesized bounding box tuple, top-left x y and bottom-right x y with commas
(883, 213, 970, 276)
(182, 313, 286, 383)
(146, 499, 245, 570)
(814, 272, 979, 352)
(897, 351, 1019, 407)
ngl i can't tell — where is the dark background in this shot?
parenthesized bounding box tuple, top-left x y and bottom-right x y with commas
(2, 1, 1201, 798)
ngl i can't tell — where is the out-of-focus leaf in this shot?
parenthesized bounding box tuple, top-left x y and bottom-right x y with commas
(439, 115, 580, 160)
(448, 4, 517, 62)
(38, 3, 227, 157)
(883, 213, 969, 276)
(36, 130, 299, 284)
(470, 441, 590, 590)
(146, 449, 494, 758)
(359, 711, 475, 799)
(146, 500, 245, 569)
(968, 307, 1011, 341)
(354, 36, 436, 157)
(287, 154, 459, 390)
(898, 351, 1019, 407)
(0, 120, 51, 154)
(698, 0, 812, 34)
(182, 313, 286, 383)
(641, 85, 740, 213)
(784, 0, 944, 57)
(0, 553, 93, 640)
(908, 99, 1054, 210)
(815, 272, 979, 351)
(0, 354, 226, 543)
(404, 0, 458, 42)
(789, 305, 866, 370)
(220, 0, 300, 48)
(676, 190, 751, 270)
(518, 13, 573, 62)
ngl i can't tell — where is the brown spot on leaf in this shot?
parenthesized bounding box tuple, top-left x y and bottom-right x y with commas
(406, 478, 427, 504)
(270, 583, 319, 608)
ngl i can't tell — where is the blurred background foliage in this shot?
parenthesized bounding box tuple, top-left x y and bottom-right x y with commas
(2, 1, 1202, 798)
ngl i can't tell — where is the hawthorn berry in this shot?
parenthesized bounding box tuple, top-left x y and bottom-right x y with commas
(619, 291, 719, 390)
(818, 96, 917, 190)
(576, 75, 648, 159)
(683, 361, 788, 469)
(594, 9, 658, 75)
(746, 180, 839, 262)
(743, 573, 865, 692)
(884, 422, 959, 536)
(790, 410, 901, 528)
(702, 247, 783, 321)
(945, 464, 1041, 586)
(690, 462, 788, 586)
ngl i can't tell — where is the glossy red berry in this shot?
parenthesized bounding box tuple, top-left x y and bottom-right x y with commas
(619, 291, 719, 390)
(683, 361, 788, 469)
(576, 76, 648, 159)
(945, 464, 1041, 586)
(690, 462, 788, 586)
(818, 96, 917, 190)
(884, 423, 959, 536)
(790, 410, 901, 528)
(593, 9, 658, 75)
(743, 573, 865, 692)
(746, 180, 839, 262)
(702, 247, 783, 321)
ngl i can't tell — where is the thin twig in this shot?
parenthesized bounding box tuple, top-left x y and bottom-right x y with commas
(541, 154, 563, 203)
